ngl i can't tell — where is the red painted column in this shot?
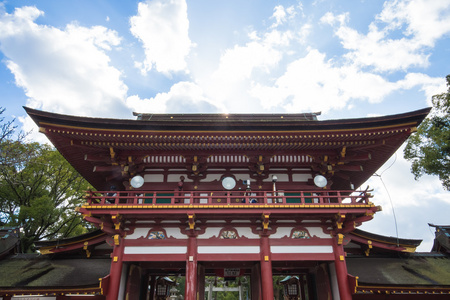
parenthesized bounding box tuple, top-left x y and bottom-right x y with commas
(251, 263, 261, 300)
(107, 235, 125, 300)
(197, 263, 206, 300)
(332, 236, 352, 300)
(185, 234, 198, 300)
(260, 234, 274, 300)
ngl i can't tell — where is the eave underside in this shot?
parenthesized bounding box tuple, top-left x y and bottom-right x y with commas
(25, 107, 430, 191)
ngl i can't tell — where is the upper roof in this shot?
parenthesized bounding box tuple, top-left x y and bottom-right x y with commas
(25, 107, 430, 190)
(134, 111, 321, 122)
(26, 106, 429, 132)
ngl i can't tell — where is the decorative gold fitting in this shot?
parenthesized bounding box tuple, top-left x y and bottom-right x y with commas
(337, 233, 344, 245)
(188, 214, 195, 230)
(262, 214, 270, 230)
(114, 234, 120, 246)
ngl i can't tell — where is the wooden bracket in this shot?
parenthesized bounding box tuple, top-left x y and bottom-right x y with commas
(112, 214, 122, 231)
(262, 214, 270, 230)
(83, 241, 91, 258)
(340, 146, 347, 158)
(364, 240, 373, 256)
(188, 214, 195, 230)
(336, 213, 346, 230)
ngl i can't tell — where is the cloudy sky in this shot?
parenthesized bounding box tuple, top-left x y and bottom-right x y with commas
(0, 0, 449, 251)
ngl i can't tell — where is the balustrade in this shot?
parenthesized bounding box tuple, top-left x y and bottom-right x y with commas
(84, 190, 371, 206)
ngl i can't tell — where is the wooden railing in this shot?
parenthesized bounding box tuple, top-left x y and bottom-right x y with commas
(84, 190, 372, 206)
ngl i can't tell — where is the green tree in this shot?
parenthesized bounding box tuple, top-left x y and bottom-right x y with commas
(0, 107, 28, 167)
(0, 107, 15, 143)
(0, 109, 93, 252)
(404, 75, 450, 190)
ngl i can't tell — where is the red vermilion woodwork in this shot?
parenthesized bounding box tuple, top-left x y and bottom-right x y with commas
(333, 237, 353, 300)
(185, 234, 198, 300)
(107, 237, 125, 300)
(22, 107, 431, 299)
(251, 263, 262, 300)
(260, 234, 274, 300)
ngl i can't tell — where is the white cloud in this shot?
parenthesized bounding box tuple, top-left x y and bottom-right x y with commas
(130, 0, 194, 75)
(271, 5, 287, 28)
(198, 27, 292, 112)
(322, 0, 450, 72)
(270, 5, 296, 28)
(378, 0, 450, 46)
(191, 2, 445, 115)
(126, 81, 223, 113)
(361, 146, 450, 251)
(0, 6, 129, 119)
(213, 39, 284, 82)
(249, 49, 395, 113)
(395, 73, 447, 105)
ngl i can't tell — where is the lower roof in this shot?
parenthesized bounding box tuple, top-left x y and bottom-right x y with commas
(0, 254, 110, 289)
(347, 255, 450, 287)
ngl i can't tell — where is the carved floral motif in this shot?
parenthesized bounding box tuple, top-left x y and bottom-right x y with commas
(148, 231, 166, 239)
(292, 230, 310, 239)
(220, 230, 238, 239)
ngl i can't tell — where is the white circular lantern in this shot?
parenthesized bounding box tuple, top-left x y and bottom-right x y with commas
(222, 177, 236, 190)
(313, 175, 327, 188)
(130, 175, 145, 188)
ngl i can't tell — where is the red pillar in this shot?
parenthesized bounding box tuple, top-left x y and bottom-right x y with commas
(185, 234, 198, 300)
(197, 263, 206, 300)
(107, 236, 125, 300)
(332, 237, 353, 300)
(260, 235, 274, 300)
(251, 263, 261, 300)
(124, 264, 142, 299)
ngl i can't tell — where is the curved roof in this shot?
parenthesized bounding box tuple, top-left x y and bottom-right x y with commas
(26, 107, 429, 132)
(25, 107, 430, 190)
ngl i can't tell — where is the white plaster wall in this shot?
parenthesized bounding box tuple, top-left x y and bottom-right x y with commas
(124, 246, 187, 254)
(198, 246, 260, 254)
(271, 245, 333, 253)
(269, 227, 293, 238)
(165, 227, 188, 239)
(125, 227, 187, 239)
(200, 227, 222, 238)
(235, 227, 260, 239)
(126, 228, 151, 239)
(270, 225, 330, 239)
(307, 227, 331, 238)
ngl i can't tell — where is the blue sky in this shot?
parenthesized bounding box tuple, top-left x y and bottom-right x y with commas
(0, 0, 449, 251)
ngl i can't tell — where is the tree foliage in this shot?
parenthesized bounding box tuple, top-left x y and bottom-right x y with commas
(404, 75, 450, 190)
(0, 108, 93, 252)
